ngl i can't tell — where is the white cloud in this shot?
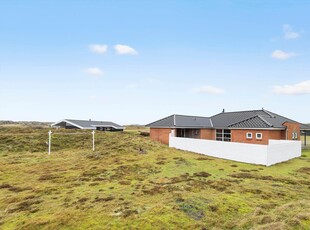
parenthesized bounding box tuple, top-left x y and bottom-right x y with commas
(114, 44, 138, 55)
(194, 85, 225, 94)
(271, 50, 296, 60)
(283, 24, 299, 40)
(85, 67, 104, 76)
(89, 44, 108, 54)
(273, 80, 310, 95)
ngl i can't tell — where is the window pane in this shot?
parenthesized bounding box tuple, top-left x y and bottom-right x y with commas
(256, 133, 262, 139)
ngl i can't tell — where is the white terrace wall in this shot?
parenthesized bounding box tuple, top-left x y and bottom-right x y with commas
(169, 134, 301, 166)
(267, 140, 301, 166)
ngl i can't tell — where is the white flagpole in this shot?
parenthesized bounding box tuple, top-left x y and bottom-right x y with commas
(48, 130, 52, 155)
(92, 130, 95, 151)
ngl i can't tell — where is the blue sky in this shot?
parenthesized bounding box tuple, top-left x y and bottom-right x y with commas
(0, 0, 310, 124)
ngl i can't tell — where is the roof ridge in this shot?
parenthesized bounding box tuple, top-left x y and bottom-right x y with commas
(66, 119, 111, 122)
(257, 115, 273, 127)
(175, 114, 210, 119)
(211, 109, 264, 118)
(209, 118, 214, 128)
(262, 109, 275, 118)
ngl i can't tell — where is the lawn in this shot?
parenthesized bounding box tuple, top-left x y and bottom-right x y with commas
(0, 126, 309, 229)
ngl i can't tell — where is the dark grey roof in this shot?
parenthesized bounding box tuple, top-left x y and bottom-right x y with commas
(261, 110, 299, 128)
(212, 110, 272, 128)
(148, 109, 304, 130)
(146, 115, 175, 128)
(211, 109, 300, 129)
(300, 123, 310, 130)
(175, 115, 212, 127)
(228, 115, 273, 128)
(146, 114, 212, 128)
(52, 119, 123, 129)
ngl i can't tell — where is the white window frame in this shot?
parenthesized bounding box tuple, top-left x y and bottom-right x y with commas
(256, 133, 262, 140)
(246, 132, 252, 139)
(295, 132, 298, 139)
(292, 132, 298, 140)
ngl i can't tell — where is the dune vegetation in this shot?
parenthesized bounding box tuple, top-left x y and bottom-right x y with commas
(0, 126, 309, 229)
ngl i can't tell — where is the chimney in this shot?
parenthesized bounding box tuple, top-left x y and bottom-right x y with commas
(222, 109, 225, 113)
(89, 119, 91, 121)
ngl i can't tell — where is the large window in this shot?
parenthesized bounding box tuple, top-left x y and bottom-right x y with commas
(216, 129, 231, 142)
(176, 129, 200, 138)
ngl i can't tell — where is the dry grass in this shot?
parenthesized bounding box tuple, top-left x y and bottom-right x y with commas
(0, 126, 309, 229)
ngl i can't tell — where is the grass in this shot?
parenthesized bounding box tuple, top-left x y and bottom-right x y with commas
(0, 126, 310, 229)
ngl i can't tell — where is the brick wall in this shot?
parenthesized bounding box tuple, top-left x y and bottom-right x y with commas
(231, 129, 283, 145)
(200, 129, 215, 140)
(283, 122, 300, 140)
(150, 128, 173, 145)
(269, 130, 285, 140)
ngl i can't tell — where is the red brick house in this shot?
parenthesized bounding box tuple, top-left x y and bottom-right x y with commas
(147, 109, 310, 145)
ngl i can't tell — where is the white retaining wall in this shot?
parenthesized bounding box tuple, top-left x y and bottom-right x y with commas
(169, 135, 301, 166)
(267, 140, 301, 166)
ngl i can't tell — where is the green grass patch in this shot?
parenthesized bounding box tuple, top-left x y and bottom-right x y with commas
(0, 127, 309, 229)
